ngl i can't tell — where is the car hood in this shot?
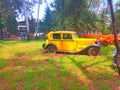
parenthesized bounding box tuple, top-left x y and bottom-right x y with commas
(74, 38, 96, 41)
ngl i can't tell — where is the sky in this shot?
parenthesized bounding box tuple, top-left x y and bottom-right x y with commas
(17, 0, 53, 21)
(33, 0, 53, 20)
(33, 0, 119, 20)
(17, 0, 119, 21)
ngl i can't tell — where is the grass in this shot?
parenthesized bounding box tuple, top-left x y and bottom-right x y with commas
(0, 40, 120, 90)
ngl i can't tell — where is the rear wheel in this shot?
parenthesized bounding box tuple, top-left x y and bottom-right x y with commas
(88, 47, 100, 56)
(47, 45, 56, 53)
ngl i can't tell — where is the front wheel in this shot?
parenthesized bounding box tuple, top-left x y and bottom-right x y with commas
(88, 47, 100, 56)
(47, 45, 56, 53)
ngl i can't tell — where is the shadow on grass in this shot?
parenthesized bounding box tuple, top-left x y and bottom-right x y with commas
(67, 56, 119, 90)
(68, 56, 95, 76)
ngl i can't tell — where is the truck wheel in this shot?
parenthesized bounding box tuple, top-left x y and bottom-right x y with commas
(88, 47, 100, 56)
(47, 45, 56, 53)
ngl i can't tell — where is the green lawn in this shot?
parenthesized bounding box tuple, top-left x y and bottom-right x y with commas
(0, 40, 120, 90)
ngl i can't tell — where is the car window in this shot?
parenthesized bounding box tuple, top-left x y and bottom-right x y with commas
(53, 34, 61, 39)
(63, 34, 72, 39)
(74, 34, 79, 38)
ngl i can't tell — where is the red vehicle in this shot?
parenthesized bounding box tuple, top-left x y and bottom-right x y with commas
(82, 34, 120, 46)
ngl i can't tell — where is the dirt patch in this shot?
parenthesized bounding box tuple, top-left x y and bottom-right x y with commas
(0, 67, 3, 71)
(51, 53, 65, 58)
(0, 78, 10, 90)
(33, 77, 41, 90)
(109, 81, 120, 90)
(33, 59, 48, 66)
(66, 64, 100, 90)
(7, 59, 17, 66)
(98, 78, 120, 90)
(39, 60, 48, 65)
(16, 80, 24, 90)
(12, 69, 25, 90)
(7, 52, 31, 67)
(113, 74, 120, 79)
(42, 51, 66, 58)
(89, 80, 99, 90)
(62, 76, 73, 90)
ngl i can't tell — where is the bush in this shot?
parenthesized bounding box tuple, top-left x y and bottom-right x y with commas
(35, 35, 47, 40)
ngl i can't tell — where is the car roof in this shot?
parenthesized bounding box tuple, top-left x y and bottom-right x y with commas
(49, 31, 76, 34)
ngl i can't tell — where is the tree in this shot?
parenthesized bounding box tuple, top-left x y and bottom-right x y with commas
(114, 1, 120, 33)
(115, 10, 120, 33)
(108, 0, 120, 75)
(64, 0, 97, 36)
(40, 5, 55, 32)
(36, 0, 41, 37)
(0, 0, 37, 40)
(115, 1, 120, 10)
(96, 10, 110, 34)
(0, 0, 23, 39)
(7, 14, 18, 34)
(16, 0, 38, 40)
(50, 0, 98, 36)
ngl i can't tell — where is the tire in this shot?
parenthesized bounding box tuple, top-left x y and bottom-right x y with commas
(47, 45, 56, 53)
(88, 47, 100, 56)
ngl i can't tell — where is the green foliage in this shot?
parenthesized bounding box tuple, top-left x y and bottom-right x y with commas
(103, 27, 111, 34)
(96, 9, 110, 34)
(15, 52, 25, 57)
(41, 0, 98, 35)
(0, 58, 7, 68)
(7, 14, 18, 34)
(39, 6, 55, 32)
(115, 10, 120, 32)
(1, 18, 7, 28)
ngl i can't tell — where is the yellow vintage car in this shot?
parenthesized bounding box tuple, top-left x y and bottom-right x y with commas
(43, 31, 100, 56)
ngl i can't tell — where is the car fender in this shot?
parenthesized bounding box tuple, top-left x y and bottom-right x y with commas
(76, 44, 100, 55)
(46, 43, 57, 50)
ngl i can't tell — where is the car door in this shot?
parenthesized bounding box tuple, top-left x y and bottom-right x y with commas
(51, 33, 62, 51)
(62, 33, 75, 52)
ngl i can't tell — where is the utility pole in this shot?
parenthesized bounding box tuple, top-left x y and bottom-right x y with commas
(36, 0, 41, 38)
(108, 0, 120, 75)
(23, 0, 30, 40)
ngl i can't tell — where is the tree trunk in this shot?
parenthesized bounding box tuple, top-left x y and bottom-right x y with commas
(36, 0, 41, 39)
(108, 0, 120, 75)
(0, 13, 3, 40)
(23, 0, 30, 40)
